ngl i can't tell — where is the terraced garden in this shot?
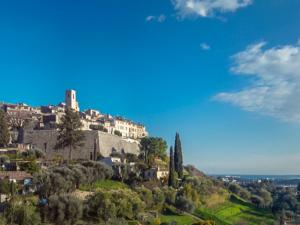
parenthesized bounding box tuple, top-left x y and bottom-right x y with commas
(195, 196, 275, 225)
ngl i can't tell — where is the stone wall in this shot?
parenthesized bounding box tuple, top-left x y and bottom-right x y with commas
(23, 130, 140, 160)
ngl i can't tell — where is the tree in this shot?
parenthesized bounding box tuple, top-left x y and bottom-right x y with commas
(33, 161, 113, 197)
(251, 195, 264, 208)
(55, 108, 85, 161)
(85, 189, 145, 222)
(6, 111, 30, 143)
(175, 195, 195, 213)
(0, 178, 12, 194)
(89, 124, 108, 132)
(174, 133, 183, 178)
(0, 110, 10, 147)
(168, 146, 176, 188)
(114, 130, 122, 137)
(5, 198, 41, 225)
(258, 189, 273, 208)
(140, 137, 167, 166)
(21, 149, 45, 159)
(228, 183, 242, 195)
(152, 187, 165, 211)
(47, 194, 83, 225)
(0, 155, 10, 165)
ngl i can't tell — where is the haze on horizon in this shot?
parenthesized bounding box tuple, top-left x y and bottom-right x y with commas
(0, 0, 300, 175)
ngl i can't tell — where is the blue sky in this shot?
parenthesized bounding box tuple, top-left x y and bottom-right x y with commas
(1, 0, 300, 174)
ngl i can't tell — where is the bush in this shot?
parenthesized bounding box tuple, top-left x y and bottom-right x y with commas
(0, 178, 13, 194)
(228, 183, 241, 195)
(239, 189, 251, 200)
(152, 187, 165, 211)
(34, 161, 113, 197)
(19, 161, 40, 174)
(179, 183, 200, 206)
(175, 196, 195, 213)
(97, 218, 129, 225)
(136, 186, 153, 208)
(135, 187, 165, 211)
(47, 194, 83, 225)
(114, 130, 122, 137)
(0, 155, 10, 165)
(193, 221, 215, 225)
(5, 199, 41, 225)
(89, 124, 108, 132)
(22, 149, 45, 159)
(85, 189, 145, 222)
(250, 195, 264, 208)
(163, 187, 177, 205)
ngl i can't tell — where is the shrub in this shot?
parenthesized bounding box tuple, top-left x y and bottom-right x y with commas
(239, 189, 251, 200)
(19, 161, 40, 174)
(193, 221, 215, 225)
(175, 196, 195, 213)
(47, 194, 83, 225)
(85, 189, 145, 222)
(228, 183, 241, 195)
(152, 187, 165, 211)
(136, 186, 153, 208)
(250, 195, 264, 208)
(5, 199, 41, 225)
(114, 130, 122, 137)
(0, 178, 13, 194)
(163, 187, 177, 205)
(0, 155, 10, 165)
(22, 149, 45, 159)
(33, 161, 113, 197)
(89, 124, 108, 132)
(179, 183, 200, 206)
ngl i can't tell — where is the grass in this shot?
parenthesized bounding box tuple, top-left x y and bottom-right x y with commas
(160, 214, 198, 225)
(195, 195, 275, 225)
(79, 180, 128, 191)
(160, 205, 201, 225)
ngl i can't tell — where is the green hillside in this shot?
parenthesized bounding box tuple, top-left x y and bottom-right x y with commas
(195, 195, 275, 225)
(160, 214, 199, 225)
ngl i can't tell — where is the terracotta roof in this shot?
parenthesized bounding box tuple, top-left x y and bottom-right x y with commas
(0, 171, 32, 181)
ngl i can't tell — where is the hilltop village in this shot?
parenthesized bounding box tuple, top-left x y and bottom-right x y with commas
(0, 90, 148, 160)
(0, 90, 297, 225)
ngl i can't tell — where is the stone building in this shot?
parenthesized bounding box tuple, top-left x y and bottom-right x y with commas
(109, 117, 148, 139)
(65, 89, 79, 111)
(22, 130, 140, 160)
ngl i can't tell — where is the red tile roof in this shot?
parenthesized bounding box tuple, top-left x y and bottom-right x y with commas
(0, 171, 32, 181)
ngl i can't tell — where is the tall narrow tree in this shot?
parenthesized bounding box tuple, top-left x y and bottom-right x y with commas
(174, 132, 183, 178)
(168, 146, 175, 187)
(0, 110, 10, 147)
(55, 108, 85, 161)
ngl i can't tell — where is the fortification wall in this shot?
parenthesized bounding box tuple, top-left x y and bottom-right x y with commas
(23, 130, 140, 160)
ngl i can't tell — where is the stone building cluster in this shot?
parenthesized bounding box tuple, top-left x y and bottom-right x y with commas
(0, 90, 148, 160)
(1, 89, 148, 140)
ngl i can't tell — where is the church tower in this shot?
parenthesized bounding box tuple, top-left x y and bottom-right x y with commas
(65, 89, 80, 111)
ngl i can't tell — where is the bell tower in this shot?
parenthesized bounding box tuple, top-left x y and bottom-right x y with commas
(65, 89, 80, 111)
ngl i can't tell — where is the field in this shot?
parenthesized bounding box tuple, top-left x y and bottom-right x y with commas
(160, 205, 201, 225)
(160, 214, 199, 225)
(195, 196, 275, 225)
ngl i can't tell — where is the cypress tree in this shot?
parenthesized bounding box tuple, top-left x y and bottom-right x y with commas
(168, 146, 175, 187)
(174, 132, 183, 178)
(55, 108, 85, 161)
(0, 110, 10, 147)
